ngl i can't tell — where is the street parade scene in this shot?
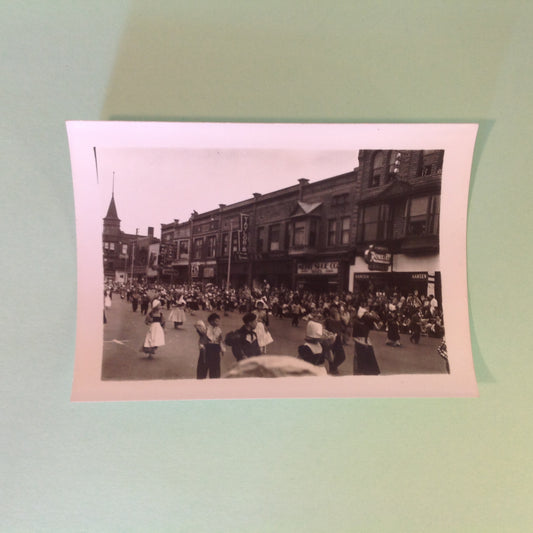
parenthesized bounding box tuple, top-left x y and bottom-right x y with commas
(102, 281, 448, 380)
(100, 148, 449, 380)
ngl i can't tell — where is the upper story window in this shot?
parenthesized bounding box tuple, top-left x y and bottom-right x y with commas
(289, 218, 319, 248)
(331, 193, 348, 207)
(419, 150, 444, 177)
(257, 227, 265, 253)
(357, 205, 391, 242)
(178, 240, 189, 260)
(122, 244, 128, 255)
(327, 219, 337, 246)
(406, 195, 440, 236)
(294, 221, 306, 246)
(222, 231, 239, 255)
(193, 237, 203, 259)
(109, 242, 115, 251)
(206, 235, 217, 258)
(369, 151, 385, 187)
(269, 224, 281, 251)
(104, 242, 109, 250)
(340, 216, 350, 244)
(222, 233, 229, 256)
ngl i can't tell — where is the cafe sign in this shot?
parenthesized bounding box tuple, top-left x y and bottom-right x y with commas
(297, 261, 339, 275)
(364, 245, 392, 272)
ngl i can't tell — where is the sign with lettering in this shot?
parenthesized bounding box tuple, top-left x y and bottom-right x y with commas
(159, 242, 177, 266)
(239, 213, 250, 257)
(297, 261, 339, 275)
(364, 245, 392, 272)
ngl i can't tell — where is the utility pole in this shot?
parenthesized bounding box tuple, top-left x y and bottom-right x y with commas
(226, 220, 232, 290)
(130, 228, 138, 283)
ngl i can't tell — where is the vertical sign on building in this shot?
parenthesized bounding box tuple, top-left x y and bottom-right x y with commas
(239, 213, 250, 259)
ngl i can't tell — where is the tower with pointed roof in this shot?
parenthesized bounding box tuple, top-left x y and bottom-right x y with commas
(103, 192, 121, 238)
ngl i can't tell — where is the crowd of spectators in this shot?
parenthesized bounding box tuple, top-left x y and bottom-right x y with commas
(105, 280, 445, 342)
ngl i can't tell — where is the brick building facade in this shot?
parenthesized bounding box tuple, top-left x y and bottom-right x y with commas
(157, 148, 443, 298)
(351, 149, 443, 302)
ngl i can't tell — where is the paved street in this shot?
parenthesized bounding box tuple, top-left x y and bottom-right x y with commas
(102, 298, 447, 380)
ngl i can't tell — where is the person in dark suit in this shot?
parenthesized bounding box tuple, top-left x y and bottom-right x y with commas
(227, 313, 261, 361)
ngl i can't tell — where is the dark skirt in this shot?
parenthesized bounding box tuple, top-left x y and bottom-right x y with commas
(354, 341, 380, 375)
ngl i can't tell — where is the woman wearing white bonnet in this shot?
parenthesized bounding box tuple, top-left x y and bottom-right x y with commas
(297, 320, 328, 367)
(142, 299, 166, 359)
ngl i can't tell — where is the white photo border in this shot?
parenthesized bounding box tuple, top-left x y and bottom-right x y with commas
(67, 122, 478, 401)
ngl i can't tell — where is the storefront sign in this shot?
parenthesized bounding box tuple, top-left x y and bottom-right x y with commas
(297, 261, 339, 275)
(364, 245, 392, 272)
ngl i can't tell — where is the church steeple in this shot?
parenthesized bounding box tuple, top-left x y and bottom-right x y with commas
(105, 194, 120, 221)
(103, 172, 121, 237)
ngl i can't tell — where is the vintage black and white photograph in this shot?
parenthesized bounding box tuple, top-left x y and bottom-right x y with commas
(68, 122, 478, 400)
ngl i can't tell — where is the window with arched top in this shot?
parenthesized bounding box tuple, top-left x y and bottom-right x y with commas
(370, 151, 384, 187)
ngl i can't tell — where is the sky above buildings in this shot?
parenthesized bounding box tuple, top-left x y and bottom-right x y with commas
(98, 147, 359, 236)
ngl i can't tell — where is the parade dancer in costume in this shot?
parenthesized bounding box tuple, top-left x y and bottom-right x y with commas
(195, 313, 225, 379)
(168, 295, 187, 329)
(385, 305, 402, 347)
(324, 304, 346, 374)
(297, 315, 336, 368)
(142, 299, 165, 359)
(225, 313, 261, 362)
(254, 299, 273, 354)
(352, 307, 380, 375)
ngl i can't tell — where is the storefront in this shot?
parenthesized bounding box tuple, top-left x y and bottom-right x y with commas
(252, 258, 292, 290)
(350, 248, 441, 302)
(191, 261, 217, 284)
(294, 260, 345, 292)
(353, 271, 433, 296)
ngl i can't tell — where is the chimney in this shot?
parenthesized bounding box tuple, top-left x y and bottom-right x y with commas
(147, 227, 154, 238)
(298, 178, 309, 200)
(253, 193, 262, 200)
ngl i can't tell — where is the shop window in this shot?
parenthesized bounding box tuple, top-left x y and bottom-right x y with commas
(327, 219, 337, 246)
(269, 224, 281, 251)
(341, 216, 350, 244)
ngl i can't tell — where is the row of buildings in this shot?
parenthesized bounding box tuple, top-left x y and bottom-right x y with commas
(103, 149, 444, 301)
